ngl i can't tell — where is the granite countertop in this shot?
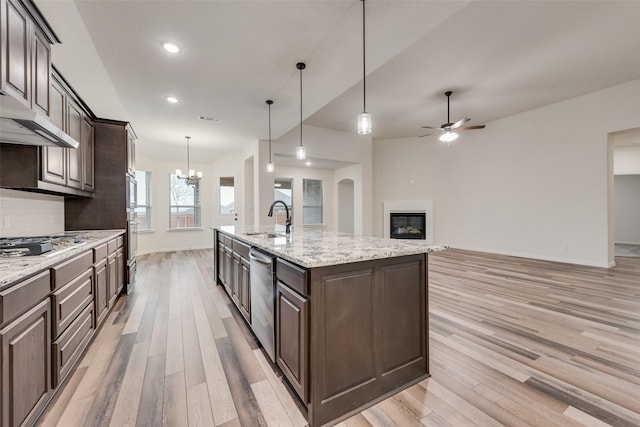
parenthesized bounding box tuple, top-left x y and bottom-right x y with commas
(215, 225, 447, 268)
(0, 229, 125, 289)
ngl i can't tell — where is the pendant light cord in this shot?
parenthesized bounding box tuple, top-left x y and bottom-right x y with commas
(362, 0, 366, 113)
(268, 102, 272, 161)
(299, 66, 303, 147)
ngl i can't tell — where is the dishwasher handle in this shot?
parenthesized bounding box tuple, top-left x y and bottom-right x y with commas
(250, 250, 273, 265)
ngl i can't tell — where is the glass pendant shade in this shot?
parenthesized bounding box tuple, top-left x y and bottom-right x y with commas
(175, 169, 182, 176)
(358, 112, 371, 135)
(440, 131, 458, 143)
(266, 162, 274, 173)
(296, 144, 306, 160)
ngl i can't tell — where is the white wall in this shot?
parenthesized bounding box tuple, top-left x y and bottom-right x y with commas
(275, 124, 373, 234)
(614, 145, 640, 175)
(0, 189, 64, 237)
(134, 156, 215, 255)
(374, 78, 640, 267)
(614, 175, 640, 244)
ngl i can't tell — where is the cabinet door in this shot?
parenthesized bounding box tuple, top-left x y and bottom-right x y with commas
(224, 247, 233, 294)
(31, 27, 50, 116)
(94, 259, 108, 326)
(82, 117, 94, 191)
(41, 79, 66, 185)
(127, 129, 136, 176)
(107, 254, 117, 306)
(116, 248, 125, 294)
(276, 282, 308, 403)
(239, 257, 251, 322)
(2, 0, 30, 106)
(231, 252, 240, 305)
(66, 101, 83, 189)
(0, 299, 51, 427)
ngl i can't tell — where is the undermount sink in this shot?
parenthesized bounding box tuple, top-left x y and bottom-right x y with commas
(243, 232, 279, 238)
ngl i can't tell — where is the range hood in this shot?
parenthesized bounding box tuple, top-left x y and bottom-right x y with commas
(0, 94, 79, 149)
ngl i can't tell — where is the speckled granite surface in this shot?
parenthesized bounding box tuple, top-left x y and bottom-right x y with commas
(0, 230, 125, 290)
(216, 226, 447, 268)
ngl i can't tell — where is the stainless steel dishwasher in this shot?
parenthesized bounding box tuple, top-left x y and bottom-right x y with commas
(249, 248, 276, 362)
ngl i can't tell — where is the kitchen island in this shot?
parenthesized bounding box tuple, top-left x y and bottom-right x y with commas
(214, 226, 446, 427)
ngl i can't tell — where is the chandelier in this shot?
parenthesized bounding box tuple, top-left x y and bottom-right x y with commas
(175, 136, 202, 186)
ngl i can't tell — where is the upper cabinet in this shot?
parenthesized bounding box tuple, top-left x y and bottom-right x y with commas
(1, 0, 55, 114)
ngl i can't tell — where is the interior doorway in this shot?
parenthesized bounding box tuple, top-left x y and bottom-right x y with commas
(337, 178, 354, 234)
(610, 128, 640, 261)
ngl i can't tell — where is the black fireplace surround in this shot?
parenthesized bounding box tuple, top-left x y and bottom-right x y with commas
(390, 212, 426, 240)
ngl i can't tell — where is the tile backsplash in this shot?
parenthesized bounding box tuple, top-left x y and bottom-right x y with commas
(0, 189, 65, 237)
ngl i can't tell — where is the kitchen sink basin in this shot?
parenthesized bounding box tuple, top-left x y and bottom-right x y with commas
(243, 232, 279, 238)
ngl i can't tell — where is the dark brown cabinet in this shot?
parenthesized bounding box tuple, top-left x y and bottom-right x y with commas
(215, 231, 251, 323)
(0, 299, 51, 427)
(1, 0, 53, 115)
(0, 69, 94, 197)
(239, 256, 251, 321)
(94, 257, 108, 326)
(276, 281, 308, 403)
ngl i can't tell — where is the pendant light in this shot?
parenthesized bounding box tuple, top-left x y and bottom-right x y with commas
(357, 0, 371, 135)
(296, 62, 306, 160)
(175, 136, 202, 186)
(266, 100, 275, 173)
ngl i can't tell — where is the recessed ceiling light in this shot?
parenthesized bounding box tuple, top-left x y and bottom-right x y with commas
(305, 161, 311, 166)
(165, 96, 179, 104)
(162, 42, 180, 53)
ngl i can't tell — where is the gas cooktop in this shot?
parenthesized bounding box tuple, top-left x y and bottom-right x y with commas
(0, 234, 83, 257)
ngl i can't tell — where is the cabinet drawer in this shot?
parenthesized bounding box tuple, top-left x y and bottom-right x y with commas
(0, 270, 50, 326)
(51, 251, 93, 291)
(233, 239, 250, 259)
(223, 234, 233, 247)
(116, 235, 124, 248)
(52, 303, 94, 387)
(93, 242, 108, 262)
(276, 258, 308, 297)
(52, 268, 93, 337)
(107, 238, 118, 254)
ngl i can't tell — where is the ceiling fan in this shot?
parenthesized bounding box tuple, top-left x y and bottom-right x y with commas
(420, 91, 486, 142)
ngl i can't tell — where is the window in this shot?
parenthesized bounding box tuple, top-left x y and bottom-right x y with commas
(274, 178, 293, 225)
(220, 177, 235, 215)
(170, 173, 201, 228)
(303, 178, 323, 225)
(135, 171, 151, 231)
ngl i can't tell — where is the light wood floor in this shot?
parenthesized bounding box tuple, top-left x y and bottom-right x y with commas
(37, 249, 640, 427)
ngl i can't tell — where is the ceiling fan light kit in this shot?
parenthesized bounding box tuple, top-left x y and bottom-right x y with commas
(422, 90, 486, 143)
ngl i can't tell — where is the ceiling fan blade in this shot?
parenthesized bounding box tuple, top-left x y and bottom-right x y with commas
(458, 124, 486, 131)
(421, 126, 437, 129)
(450, 118, 470, 129)
(419, 134, 431, 138)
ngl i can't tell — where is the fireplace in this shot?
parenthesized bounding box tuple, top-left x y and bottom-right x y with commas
(383, 200, 433, 244)
(390, 212, 426, 240)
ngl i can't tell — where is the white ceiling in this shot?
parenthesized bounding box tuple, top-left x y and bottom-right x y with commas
(35, 0, 640, 160)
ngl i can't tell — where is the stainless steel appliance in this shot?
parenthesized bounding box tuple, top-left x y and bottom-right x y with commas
(0, 94, 80, 148)
(0, 234, 84, 257)
(126, 174, 138, 290)
(250, 248, 276, 362)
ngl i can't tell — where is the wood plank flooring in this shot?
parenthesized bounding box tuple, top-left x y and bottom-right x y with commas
(37, 249, 640, 427)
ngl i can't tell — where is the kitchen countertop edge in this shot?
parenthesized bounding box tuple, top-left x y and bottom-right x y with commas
(0, 229, 126, 290)
(213, 226, 447, 268)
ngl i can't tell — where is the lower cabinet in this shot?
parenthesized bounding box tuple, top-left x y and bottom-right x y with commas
(276, 281, 308, 403)
(52, 304, 94, 388)
(0, 299, 51, 427)
(215, 231, 251, 324)
(239, 257, 251, 321)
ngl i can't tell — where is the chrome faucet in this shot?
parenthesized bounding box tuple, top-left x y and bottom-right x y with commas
(267, 200, 291, 234)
